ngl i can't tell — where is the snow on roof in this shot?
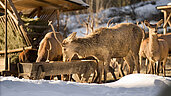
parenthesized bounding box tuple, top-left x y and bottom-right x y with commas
(167, 2, 171, 5)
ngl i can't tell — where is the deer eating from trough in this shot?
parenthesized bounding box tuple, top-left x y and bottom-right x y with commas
(62, 23, 144, 83)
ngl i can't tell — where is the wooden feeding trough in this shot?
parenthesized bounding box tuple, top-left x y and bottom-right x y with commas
(18, 60, 97, 82)
(0, 0, 89, 77)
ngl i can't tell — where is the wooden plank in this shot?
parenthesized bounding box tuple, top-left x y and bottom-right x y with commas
(163, 13, 171, 28)
(0, 56, 10, 72)
(163, 10, 168, 34)
(157, 5, 171, 10)
(0, 46, 33, 54)
(27, 25, 49, 28)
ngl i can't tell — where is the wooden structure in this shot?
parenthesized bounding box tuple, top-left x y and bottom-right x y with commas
(18, 60, 97, 82)
(0, 0, 89, 74)
(157, 5, 171, 34)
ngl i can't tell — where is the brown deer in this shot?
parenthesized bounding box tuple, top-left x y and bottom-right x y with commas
(19, 48, 37, 63)
(62, 23, 144, 83)
(36, 32, 63, 62)
(142, 19, 169, 76)
(158, 33, 171, 54)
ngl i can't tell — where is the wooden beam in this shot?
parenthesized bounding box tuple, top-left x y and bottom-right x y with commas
(157, 5, 171, 10)
(163, 13, 171, 28)
(0, 46, 33, 55)
(163, 10, 168, 34)
(5, 0, 8, 71)
(27, 25, 49, 28)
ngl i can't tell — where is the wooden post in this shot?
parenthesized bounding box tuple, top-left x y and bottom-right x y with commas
(57, 10, 60, 32)
(5, 0, 8, 71)
(162, 10, 167, 34)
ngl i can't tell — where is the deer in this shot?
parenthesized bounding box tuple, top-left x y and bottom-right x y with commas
(139, 19, 169, 76)
(36, 32, 63, 62)
(158, 33, 171, 54)
(19, 48, 37, 63)
(36, 21, 63, 62)
(62, 23, 144, 83)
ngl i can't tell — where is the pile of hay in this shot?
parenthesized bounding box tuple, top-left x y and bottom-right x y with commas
(0, 16, 26, 51)
(0, 15, 48, 51)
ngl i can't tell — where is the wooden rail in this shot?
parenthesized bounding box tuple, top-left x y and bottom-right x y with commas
(0, 46, 33, 55)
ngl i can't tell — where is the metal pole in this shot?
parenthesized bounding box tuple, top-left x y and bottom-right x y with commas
(5, 0, 8, 70)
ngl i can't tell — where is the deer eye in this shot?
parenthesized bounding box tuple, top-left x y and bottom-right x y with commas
(63, 48, 66, 51)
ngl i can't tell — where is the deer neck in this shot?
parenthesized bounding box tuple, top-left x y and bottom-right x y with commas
(74, 38, 93, 57)
(149, 32, 159, 53)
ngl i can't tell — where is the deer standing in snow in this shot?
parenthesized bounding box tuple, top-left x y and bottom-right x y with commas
(141, 19, 169, 76)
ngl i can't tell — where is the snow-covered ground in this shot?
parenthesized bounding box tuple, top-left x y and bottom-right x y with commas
(0, 74, 171, 96)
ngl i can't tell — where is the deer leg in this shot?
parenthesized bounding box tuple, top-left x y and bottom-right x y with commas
(145, 59, 149, 74)
(156, 61, 160, 75)
(132, 53, 140, 73)
(96, 61, 103, 83)
(119, 63, 125, 77)
(122, 61, 128, 75)
(109, 66, 117, 80)
(124, 53, 135, 74)
(91, 70, 97, 83)
(162, 59, 167, 77)
(139, 56, 142, 70)
(150, 61, 154, 74)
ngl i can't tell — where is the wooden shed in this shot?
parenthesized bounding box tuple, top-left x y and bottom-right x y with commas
(0, 0, 89, 73)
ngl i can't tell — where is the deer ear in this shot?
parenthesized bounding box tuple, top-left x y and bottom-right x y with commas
(157, 19, 163, 27)
(67, 32, 77, 40)
(144, 20, 151, 28)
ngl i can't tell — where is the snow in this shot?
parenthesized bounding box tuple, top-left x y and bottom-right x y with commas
(168, 2, 171, 5)
(0, 74, 171, 96)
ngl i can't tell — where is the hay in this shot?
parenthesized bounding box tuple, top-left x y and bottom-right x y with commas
(0, 15, 48, 51)
(0, 16, 26, 51)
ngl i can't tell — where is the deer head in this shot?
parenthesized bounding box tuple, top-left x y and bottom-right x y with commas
(144, 19, 163, 35)
(62, 32, 78, 62)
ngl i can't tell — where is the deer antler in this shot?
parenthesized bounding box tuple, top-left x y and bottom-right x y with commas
(107, 17, 115, 28)
(48, 20, 62, 47)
